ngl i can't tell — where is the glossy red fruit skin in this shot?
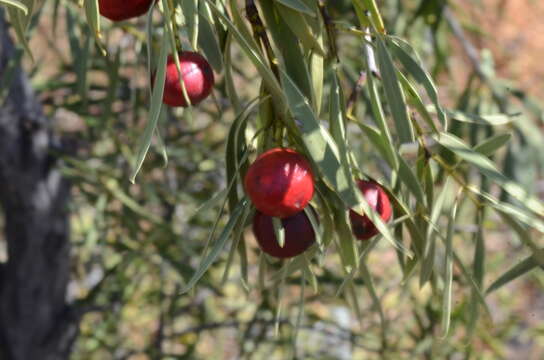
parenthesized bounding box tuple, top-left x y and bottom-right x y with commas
(244, 148, 314, 218)
(162, 52, 214, 107)
(253, 210, 316, 259)
(349, 180, 392, 240)
(98, 0, 154, 22)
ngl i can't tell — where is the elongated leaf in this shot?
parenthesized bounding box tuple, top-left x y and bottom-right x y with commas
(474, 133, 511, 156)
(274, 0, 315, 16)
(445, 109, 513, 126)
(181, 199, 249, 293)
(280, 70, 362, 209)
(260, 0, 314, 102)
(84, 0, 105, 55)
(198, 10, 223, 72)
(206, 0, 285, 110)
(486, 255, 543, 295)
(441, 192, 460, 338)
(388, 37, 446, 129)
(0, 0, 27, 14)
(6, 0, 33, 60)
(180, 0, 199, 50)
(376, 36, 414, 144)
(398, 155, 425, 205)
(130, 34, 168, 183)
(274, 3, 324, 56)
(434, 132, 544, 216)
(420, 177, 451, 286)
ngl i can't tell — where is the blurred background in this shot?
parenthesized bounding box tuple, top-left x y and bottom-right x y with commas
(0, 0, 543, 359)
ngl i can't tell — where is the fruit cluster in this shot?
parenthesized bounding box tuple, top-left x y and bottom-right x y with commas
(245, 148, 392, 259)
(98, 1, 393, 260)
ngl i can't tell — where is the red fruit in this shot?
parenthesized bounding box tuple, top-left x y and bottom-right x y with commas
(162, 52, 215, 107)
(244, 148, 314, 218)
(252, 210, 316, 259)
(349, 180, 392, 240)
(98, 0, 154, 22)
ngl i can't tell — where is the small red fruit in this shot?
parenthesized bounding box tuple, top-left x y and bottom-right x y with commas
(162, 52, 215, 107)
(252, 210, 316, 259)
(244, 148, 314, 218)
(349, 180, 392, 240)
(98, 0, 154, 22)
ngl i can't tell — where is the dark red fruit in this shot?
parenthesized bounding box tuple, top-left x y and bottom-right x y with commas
(244, 148, 314, 218)
(349, 180, 392, 240)
(98, 0, 154, 22)
(162, 52, 214, 107)
(252, 210, 316, 259)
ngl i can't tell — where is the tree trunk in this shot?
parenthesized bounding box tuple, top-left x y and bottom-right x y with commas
(0, 9, 78, 360)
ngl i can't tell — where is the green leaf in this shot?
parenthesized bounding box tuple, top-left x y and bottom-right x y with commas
(397, 155, 425, 205)
(6, 0, 34, 61)
(272, 217, 286, 248)
(376, 36, 414, 144)
(198, 9, 223, 72)
(181, 199, 249, 293)
(130, 34, 168, 183)
(274, 3, 325, 57)
(221, 205, 252, 285)
(444, 109, 513, 126)
(0, 0, 28, 15)
(260, 0, 314, 102)
(274, 0, 315, 16)
(388, 37, 446, 129)
(434, 132, 544, 217)
(84, 0, 106, 55)
(420, 177, 451, 286)
(280, 69, 362, 209)
(473, 133, 511, 156)
(441, 191, 460, 338)
(334, 207, 359, 272)
(486, 255, 543, 295)
(180, 0, 199, 50)
(206, 0, 285, 110)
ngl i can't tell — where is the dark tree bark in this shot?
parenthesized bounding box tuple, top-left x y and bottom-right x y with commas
(0, 9, 78, 360)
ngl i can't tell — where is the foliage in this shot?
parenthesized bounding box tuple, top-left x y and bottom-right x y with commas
(1, 0, 543, 358)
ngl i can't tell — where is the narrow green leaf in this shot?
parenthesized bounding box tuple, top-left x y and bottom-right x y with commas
(435, 132, 544, 217)
(376, 36, 414, 144)
(420, 177, 451, 286)
(180, 0, 199, 50)
(0, 0, 27, 14)
(486, 255, 543, 295)
(221, 205, 251, 285)
(398, 155, 425, 205)
(206, 0, 285, 110)
(181, 199, 248, 293)
(388, 37, 446, 129)
(274, 0, 315, 16)
(445, 109, 513, 126)
(441, 191, 460, 338)
(84, 0, 106, 55)
(272, 217, 286, 248)
(364, 45, 398, 169)
(130, 34, 168, 183)
(274, 3, 325, 56)
(197, 9, 223, 72)
(280, 70, 363, 209)
(474, 133, 511, 156)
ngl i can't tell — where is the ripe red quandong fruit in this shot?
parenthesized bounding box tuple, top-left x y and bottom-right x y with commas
(252, 210, 316, 259)
(161, 52, 214, 107)
(98, 0, 154, 22)
(244, 148, 314, 218)
(349, 180, 392, 240)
